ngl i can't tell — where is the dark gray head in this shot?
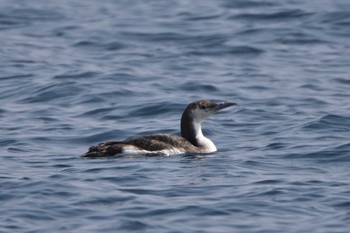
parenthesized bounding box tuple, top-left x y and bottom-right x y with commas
(180, 99, 236, 146)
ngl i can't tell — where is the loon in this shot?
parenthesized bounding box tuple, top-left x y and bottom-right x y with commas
(83, 99, 235, 157)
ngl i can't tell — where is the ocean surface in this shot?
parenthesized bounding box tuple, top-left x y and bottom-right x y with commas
(1, 0, 350, 232)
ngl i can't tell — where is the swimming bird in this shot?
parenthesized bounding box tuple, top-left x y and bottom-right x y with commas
(83, 99, 235, 157)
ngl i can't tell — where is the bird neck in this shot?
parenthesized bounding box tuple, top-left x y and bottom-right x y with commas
(181, 114, 217, 152)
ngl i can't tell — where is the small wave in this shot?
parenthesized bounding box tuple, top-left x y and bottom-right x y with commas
(0, 107, 6, 116)
(17, 82, 84, 104)
(333, 78, 350, 85)
(117, 220, 150, 231)
(128, 102, 179, 117)
(287, 143, 350, 163)
(78, 129, 127, 144)
(303, 114, 350, 131)
(274, 32, 327, 45)
(73, 40, 126, 51)
(180, 82, 218, 92)
(265, 142, 288, 150)
(0, 74, 33, 81)
(0, 139, 17, 147)
(318, 11, 350, 26)
(254, 179, 284, 185)
(183, 14, 222, 22)
(76, 96, 105, 105)
(222, 0, 276, 9)
(77, 107, 115, 118)
(231, 9, 311, 21)
(186, 45, 263, 57)
(53, 71, 99, 80)
(121, 31, 190, 43)
(333, 201, 350, 209)
(0, 8, 63, 29)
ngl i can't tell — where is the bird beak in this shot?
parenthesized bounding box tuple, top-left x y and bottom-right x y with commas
(213, 102, 236, 112)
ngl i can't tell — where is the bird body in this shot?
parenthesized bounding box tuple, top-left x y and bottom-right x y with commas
(83, 99, 235, 157)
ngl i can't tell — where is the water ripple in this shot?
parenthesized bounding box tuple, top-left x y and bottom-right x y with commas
(1, 0, 350, 233)
(303, 114, 350, 131)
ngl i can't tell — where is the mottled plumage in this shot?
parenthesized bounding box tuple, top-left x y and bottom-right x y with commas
(83, 99, 235, 157)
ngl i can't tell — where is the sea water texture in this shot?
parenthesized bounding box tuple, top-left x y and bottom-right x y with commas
(1, 0, 350, 232)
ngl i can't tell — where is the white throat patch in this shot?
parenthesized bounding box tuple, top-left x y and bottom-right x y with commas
(192, 120, 217, 153)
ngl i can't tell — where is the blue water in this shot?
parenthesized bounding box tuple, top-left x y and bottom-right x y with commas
(1, 0, 350, 232)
